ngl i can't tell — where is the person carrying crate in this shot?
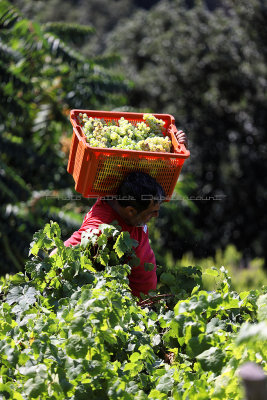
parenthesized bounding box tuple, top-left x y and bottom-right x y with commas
(62, 130, 188, 298)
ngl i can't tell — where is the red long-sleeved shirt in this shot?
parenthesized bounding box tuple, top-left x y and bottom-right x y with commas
(64, 199, 157, 297)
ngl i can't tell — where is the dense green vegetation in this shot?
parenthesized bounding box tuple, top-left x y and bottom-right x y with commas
(0, 0, 126, 273)
(1, 2, 266, 397)
(2, 0, 266, 277)
(0, 222, 266, 399)
(165, 244, 267, 294)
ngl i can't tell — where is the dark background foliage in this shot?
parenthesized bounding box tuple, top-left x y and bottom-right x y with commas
(0, 0, 126, 273)
(104, 0, 267, 264)
(1, 0, 267, 274)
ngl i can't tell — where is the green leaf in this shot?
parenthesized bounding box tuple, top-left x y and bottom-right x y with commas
(188, 294, 208, 315)
(97, 248, 110, 266)
(160, 272, 176, 286)
(207, 292, 223, 310)
(128, 253, 140, 267)
(66, 335, 88, 359)
(25, 258, 51, 279)
(19, 364, 47, 378)
(257, 294, 267, 321)
(133, 391, 147, 400)
(29, 230, 52, 256)
(13, 392, 25, 400)
(186, 334, 211, 358)
(152, 334, 161, 346)
(44, 221, 61, 239)
(0, 383, 12, 396)
(80, 255, 95, 272)
(114, 231, 136, 258)
(156, 374, 174, 394)
(65, 361, 84, 380)
(97, 233, 107, 247)
(204, 268, 219, 277)
(70, 315, 86, 333)
(191, 285, 200, 295)
(144, 262, 154, 272)
(206, 318, 226, 334)
(184, 322, 203, 343)
(124, 362, 143, 374)
(23, 377, 46, 398)
(6, 285, 39, 313)
(149, 389, 168, 399)
(236, 322, 267, 344)
(196, 346, 225, 373)
(8, 273, 26, 285)
(99, 222, 121, 238)
(0, 383, 25, 399)
(84, 360, 103, 377)
(165, 313, 185, 337)
(130, 352, 141, 362)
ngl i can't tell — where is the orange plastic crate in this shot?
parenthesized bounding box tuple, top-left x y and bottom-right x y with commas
(67, 109, 190, 200)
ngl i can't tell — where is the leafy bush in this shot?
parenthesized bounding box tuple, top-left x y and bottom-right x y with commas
(0, 0, 127, 274)
(0, 222, 266, 399)
(173, 245, 267, 293)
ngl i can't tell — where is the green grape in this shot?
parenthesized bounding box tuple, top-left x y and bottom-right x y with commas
(139, 136, 172, 152)
(79, 113, 172, 152)
(110, 132, 118, 141)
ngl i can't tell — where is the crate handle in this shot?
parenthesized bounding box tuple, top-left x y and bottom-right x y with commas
(74, 125, 86, 145)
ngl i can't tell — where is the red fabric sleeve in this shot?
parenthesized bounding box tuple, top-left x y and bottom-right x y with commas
(64, 213, 104, 247)
(64, 199, 115, 247)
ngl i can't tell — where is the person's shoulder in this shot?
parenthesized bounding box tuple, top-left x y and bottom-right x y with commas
(81, 198, 104, 221)
(93, 197, 104, 207)
(84, 198, 116, 224)
(93, 198, 112, 213)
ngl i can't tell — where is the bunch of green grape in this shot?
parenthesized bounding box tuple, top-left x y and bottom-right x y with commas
(77, 113, 172, 152)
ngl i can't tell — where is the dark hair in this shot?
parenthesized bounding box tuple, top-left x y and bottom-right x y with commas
(116, 171, 165, 212)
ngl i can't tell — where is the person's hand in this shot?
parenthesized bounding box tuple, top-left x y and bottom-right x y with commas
(175, 130, 188, 149)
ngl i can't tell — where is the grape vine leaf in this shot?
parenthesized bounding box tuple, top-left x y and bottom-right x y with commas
(66, 335, 88, 359)
(160, 272, 175, 285)
(23, 377, 46, 398)
(129, 254, 140, 267)
(206, 318, 226, 334)
(0, 384, 24, 400)
(204, 268, 219, 277)
(156, 374, 174, 394)
(99, 222, 120, 237)
(114, 231, 137, 258)
(97, 233, 107, 247)
(236, 321, 267, 344)
(29, 230, 53, 256)
(144, 263, 154, 272)
(6, 286, 39, 313)
(196, 346, 225, 373)
(256, 294, 267, 322)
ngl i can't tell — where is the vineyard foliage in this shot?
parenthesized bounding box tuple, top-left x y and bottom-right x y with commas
(0, 0, 127, 274)
(0, 222, 266, 399)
